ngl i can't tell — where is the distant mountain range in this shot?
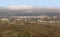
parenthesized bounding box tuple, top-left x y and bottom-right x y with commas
(0, 5, 60, 16)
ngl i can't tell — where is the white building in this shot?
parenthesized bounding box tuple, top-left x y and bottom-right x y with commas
(1, 18, 9, 21)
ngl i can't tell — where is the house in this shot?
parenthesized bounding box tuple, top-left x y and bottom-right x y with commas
(1, 18, 9, 21)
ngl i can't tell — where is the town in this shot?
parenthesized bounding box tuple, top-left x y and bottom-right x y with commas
(1, 15, 60, 23)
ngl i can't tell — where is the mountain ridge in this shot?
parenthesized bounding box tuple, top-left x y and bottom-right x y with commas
(0, 5, 60, 16)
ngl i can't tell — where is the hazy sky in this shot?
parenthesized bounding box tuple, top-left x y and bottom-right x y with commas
(0, 0, 60, 7)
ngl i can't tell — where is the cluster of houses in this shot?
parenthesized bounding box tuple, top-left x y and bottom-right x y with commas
(0, 16, 60, 23)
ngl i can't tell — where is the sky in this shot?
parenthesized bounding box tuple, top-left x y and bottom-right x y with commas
(0, 0, 60, 7)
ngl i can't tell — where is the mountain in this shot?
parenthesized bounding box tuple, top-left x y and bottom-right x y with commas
(6, 5, 33, 9)
(0, 5, 60, 16)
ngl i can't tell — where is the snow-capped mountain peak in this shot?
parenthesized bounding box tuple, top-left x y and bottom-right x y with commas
(6, 5, 33, 9)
